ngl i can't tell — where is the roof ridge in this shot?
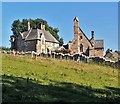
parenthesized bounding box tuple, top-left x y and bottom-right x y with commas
(25, 28, 32, 39)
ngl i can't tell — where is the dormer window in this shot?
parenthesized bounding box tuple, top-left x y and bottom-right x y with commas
(40, 33, 42, 38)
(10, 37, 15, 42)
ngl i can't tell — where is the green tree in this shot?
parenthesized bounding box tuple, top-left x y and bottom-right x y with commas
(106, 48, 112, 55)
(0, 46, 10, 51)
(59, 38, 64, 46)
(21, 19, 28, 32)
(34, 18, 47, 28)
(11, 19, 21, 36)
(29, 19, 36, 29)
(11, 18, 64, 45)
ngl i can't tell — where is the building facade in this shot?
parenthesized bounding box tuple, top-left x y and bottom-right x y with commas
(10, 22, 59, 53)
(68, 17, 104, 56)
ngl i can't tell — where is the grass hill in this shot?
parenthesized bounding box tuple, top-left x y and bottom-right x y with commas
(2, 54, 120, 102)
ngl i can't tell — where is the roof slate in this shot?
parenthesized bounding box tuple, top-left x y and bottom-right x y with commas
(25, 29, 38, 40)
(22, 29, 59, 43)
(94, 40, 104, 48)
(22, 30, 30, 38)
(44, 31, 59, 43)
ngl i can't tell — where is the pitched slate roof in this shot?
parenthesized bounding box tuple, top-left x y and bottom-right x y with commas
(22, 29, 59, 43)
(26, 29, 38, 40)
(22, 30, 30, 38)
(44, 31, 59, 43)
(94, 40, 104, 49)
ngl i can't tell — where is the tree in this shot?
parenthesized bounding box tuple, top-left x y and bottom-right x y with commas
(105, 48, 112, 55)
(20, 19, 28, 32)
(0, 46, 10, 51)
(59, 38, 64, 46)
(34, 18, 47, 29)
(11, 18, 64, 44)
(11, 19, 21, 36)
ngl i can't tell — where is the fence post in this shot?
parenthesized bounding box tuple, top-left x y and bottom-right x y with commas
(13, 50, 15, 56)
(35, 53, 37, 60)
(54, 53, 55, 59)
(31, 51, 34, 58)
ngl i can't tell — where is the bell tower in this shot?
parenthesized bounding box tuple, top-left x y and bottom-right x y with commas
(74, 17, 79, 40)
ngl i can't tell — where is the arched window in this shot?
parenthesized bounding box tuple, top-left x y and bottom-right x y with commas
(80, 44, 83, 52)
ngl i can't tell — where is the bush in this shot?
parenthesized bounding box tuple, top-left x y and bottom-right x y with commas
(0, 46, 10, 51)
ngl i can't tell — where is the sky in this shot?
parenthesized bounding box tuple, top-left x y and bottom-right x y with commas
(1, 2, 118, 53)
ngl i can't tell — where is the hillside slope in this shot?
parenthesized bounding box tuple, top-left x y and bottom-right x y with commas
(2, 54, 120, 102)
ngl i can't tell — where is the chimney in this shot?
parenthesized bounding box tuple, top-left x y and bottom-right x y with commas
(42, 24, 45, 30)
(28, 21, 30, 31)
(74, 16, 79, 22)
(39, 23, 45, 30)
(91, 31, 94, 39)
(74, 17, 79, 37)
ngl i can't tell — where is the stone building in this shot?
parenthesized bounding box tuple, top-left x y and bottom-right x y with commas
(10, 22, 59, 53)
(104, 50, 120, 61)
(68, 17, 104, 56)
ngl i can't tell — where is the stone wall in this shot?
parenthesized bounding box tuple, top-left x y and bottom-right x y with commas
(24, 40, 36, 52)
(89, 56, 120, 68)
(94, 48, 104, 57)
(16, 35, 37, 52)
(3, 50, 119, 69)
(16, 35, 25, 52)
(69, 19, 92, 55)
(68, 17, 104, 57)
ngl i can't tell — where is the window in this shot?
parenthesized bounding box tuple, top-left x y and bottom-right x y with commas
(80, 36, 82, 39)
(40, 33, 42, 38)
(80, 44, 83, 52)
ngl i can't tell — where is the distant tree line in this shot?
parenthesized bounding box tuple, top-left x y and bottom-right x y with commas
(11, 18, 64, 46)
(0, 46, 10, 51)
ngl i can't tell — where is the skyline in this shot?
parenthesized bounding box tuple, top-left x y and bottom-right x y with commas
(1, 0, 119, 2)
(2, 2, 118, 53)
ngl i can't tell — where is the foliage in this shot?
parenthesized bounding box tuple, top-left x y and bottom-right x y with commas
(0, 46, 10, 51)
(105, 48, 112, 55)
(2, 54, 119, 102)
(11, 20, 21, 36)
(11, 18, 64, 45)
(59, 38, 64, 46)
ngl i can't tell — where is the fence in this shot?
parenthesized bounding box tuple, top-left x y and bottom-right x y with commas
(1, 50, 120, 69)
(89, 56, 120, 68)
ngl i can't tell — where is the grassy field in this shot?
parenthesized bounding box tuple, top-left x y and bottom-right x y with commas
(1, 54, 120, 102)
